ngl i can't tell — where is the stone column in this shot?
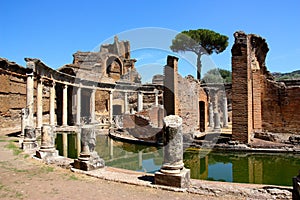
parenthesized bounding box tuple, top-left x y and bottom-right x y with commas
(62, 84, 68, 126)
(76, 85, 81, 125)
(155, 90, 159, 106)
(90, 88, 96, 123)
(62, 132, 68, 157)
(137, 91, 143, 112)
(124, 92, 129, 114)
(155, 115, 190, 188)
(208, 102, 214, 128)
(74, 125, 105, 171)
(36, 78, 43, 134)
(213, 112, 221, 132)
(109, 90, 113, 124)
(22, 126, 38, 150)
(49, 81, 56, 126)
(36, 125, 58, 159)
(21, 108, 29, 136)
(26, 72, 34, 128)
(223, 96, 228, 128)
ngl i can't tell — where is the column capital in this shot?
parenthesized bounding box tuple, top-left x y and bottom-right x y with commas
(63, 84, 68, 89)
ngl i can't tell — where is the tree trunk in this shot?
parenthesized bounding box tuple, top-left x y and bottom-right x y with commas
(196, 54, 202, 80)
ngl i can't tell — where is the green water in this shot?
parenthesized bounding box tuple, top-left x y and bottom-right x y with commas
(57, 134, 300, 186)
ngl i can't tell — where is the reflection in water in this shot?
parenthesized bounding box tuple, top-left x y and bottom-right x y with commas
(93, 135, 300, 186)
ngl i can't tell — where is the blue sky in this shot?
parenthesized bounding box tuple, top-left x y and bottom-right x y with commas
(1, 0, 299, 82)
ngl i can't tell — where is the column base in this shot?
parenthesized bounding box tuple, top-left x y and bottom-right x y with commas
(213, 128, 221, 132)
(73, 152, 105, 171)
(36, 148, 59, 159)
(35, 128, 42, 138)
(155, 167, 190, 188)
(22, 139, 38, 150)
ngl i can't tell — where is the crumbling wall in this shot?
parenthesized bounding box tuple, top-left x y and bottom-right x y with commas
(262, 79, 300, 134)
(177, 75, 208, 133)
(163, 56, 208, 134)
(232, 31, 300, 144)
(0, 59, 27, 129)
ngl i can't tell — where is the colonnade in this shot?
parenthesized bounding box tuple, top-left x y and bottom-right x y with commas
(23, 71, 160, 133)
(207, 89, 229, 131)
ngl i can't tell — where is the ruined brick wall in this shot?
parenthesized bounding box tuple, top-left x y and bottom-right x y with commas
(262, 79, 300, 134)
(177, 75, 208, 133)
(232, 31, 300, 143)
(0, 59, 27, 129)
(163, 56, 208, 134)
(0, 58, 51, 130)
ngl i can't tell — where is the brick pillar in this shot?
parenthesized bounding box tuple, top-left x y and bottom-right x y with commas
(231, 31, 251, 143)
(231, 31, 268, 143)
(163, 55, 179, 116)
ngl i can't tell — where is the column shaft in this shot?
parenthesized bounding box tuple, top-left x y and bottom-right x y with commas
(76, 86, 81, 125)
(26, 72, 34, 127)
(223, 96, 228, 128)
(208, 102, 214, 128)
(62, 84, 68, 126)
(36, 79, 43, 129)
(49, 82, 56, 125)
(155, 90, 159, 106)
(124, 92, 128, 114)
(109, 91, 113, 123)
(90, 89, 96, 123)
(137, 92, 143, 112)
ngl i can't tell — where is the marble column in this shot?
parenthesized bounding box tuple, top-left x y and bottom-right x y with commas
(208, 102, 214, 128)
(137, 91, 143, 112)
(155, 115, 190, 188)
(90, 88, 96, 123)
(155, 90, 159, 106)
(124, 92, 129, 114)
(223, 96, 228, 128)
(109, 91, 113, 124)
(36, 78, 43, 132)
(36, 125, 58, 159)
(26, 72, 34, 128)
(62, 84, 68, 126)
(49, 81, 56, 126)
(74, 125, 105, 171)
(76, 85, 81, 125)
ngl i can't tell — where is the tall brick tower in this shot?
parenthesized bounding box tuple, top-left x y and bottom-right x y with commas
(231, 31, 269, 143)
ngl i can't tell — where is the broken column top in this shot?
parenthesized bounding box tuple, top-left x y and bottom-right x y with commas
(164, 115, 182, 128)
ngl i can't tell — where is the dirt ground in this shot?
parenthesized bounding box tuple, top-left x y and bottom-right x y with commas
(0, 130, 255, 200)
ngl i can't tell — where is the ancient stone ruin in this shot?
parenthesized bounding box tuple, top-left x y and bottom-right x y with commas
(1, 31, 300, 193)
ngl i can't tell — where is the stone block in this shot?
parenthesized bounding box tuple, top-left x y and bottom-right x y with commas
(154, 168, 190, 188)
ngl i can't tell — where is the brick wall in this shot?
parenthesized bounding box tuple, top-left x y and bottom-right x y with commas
(262, 79, 300, 134)
(231, 31, 251, 143)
